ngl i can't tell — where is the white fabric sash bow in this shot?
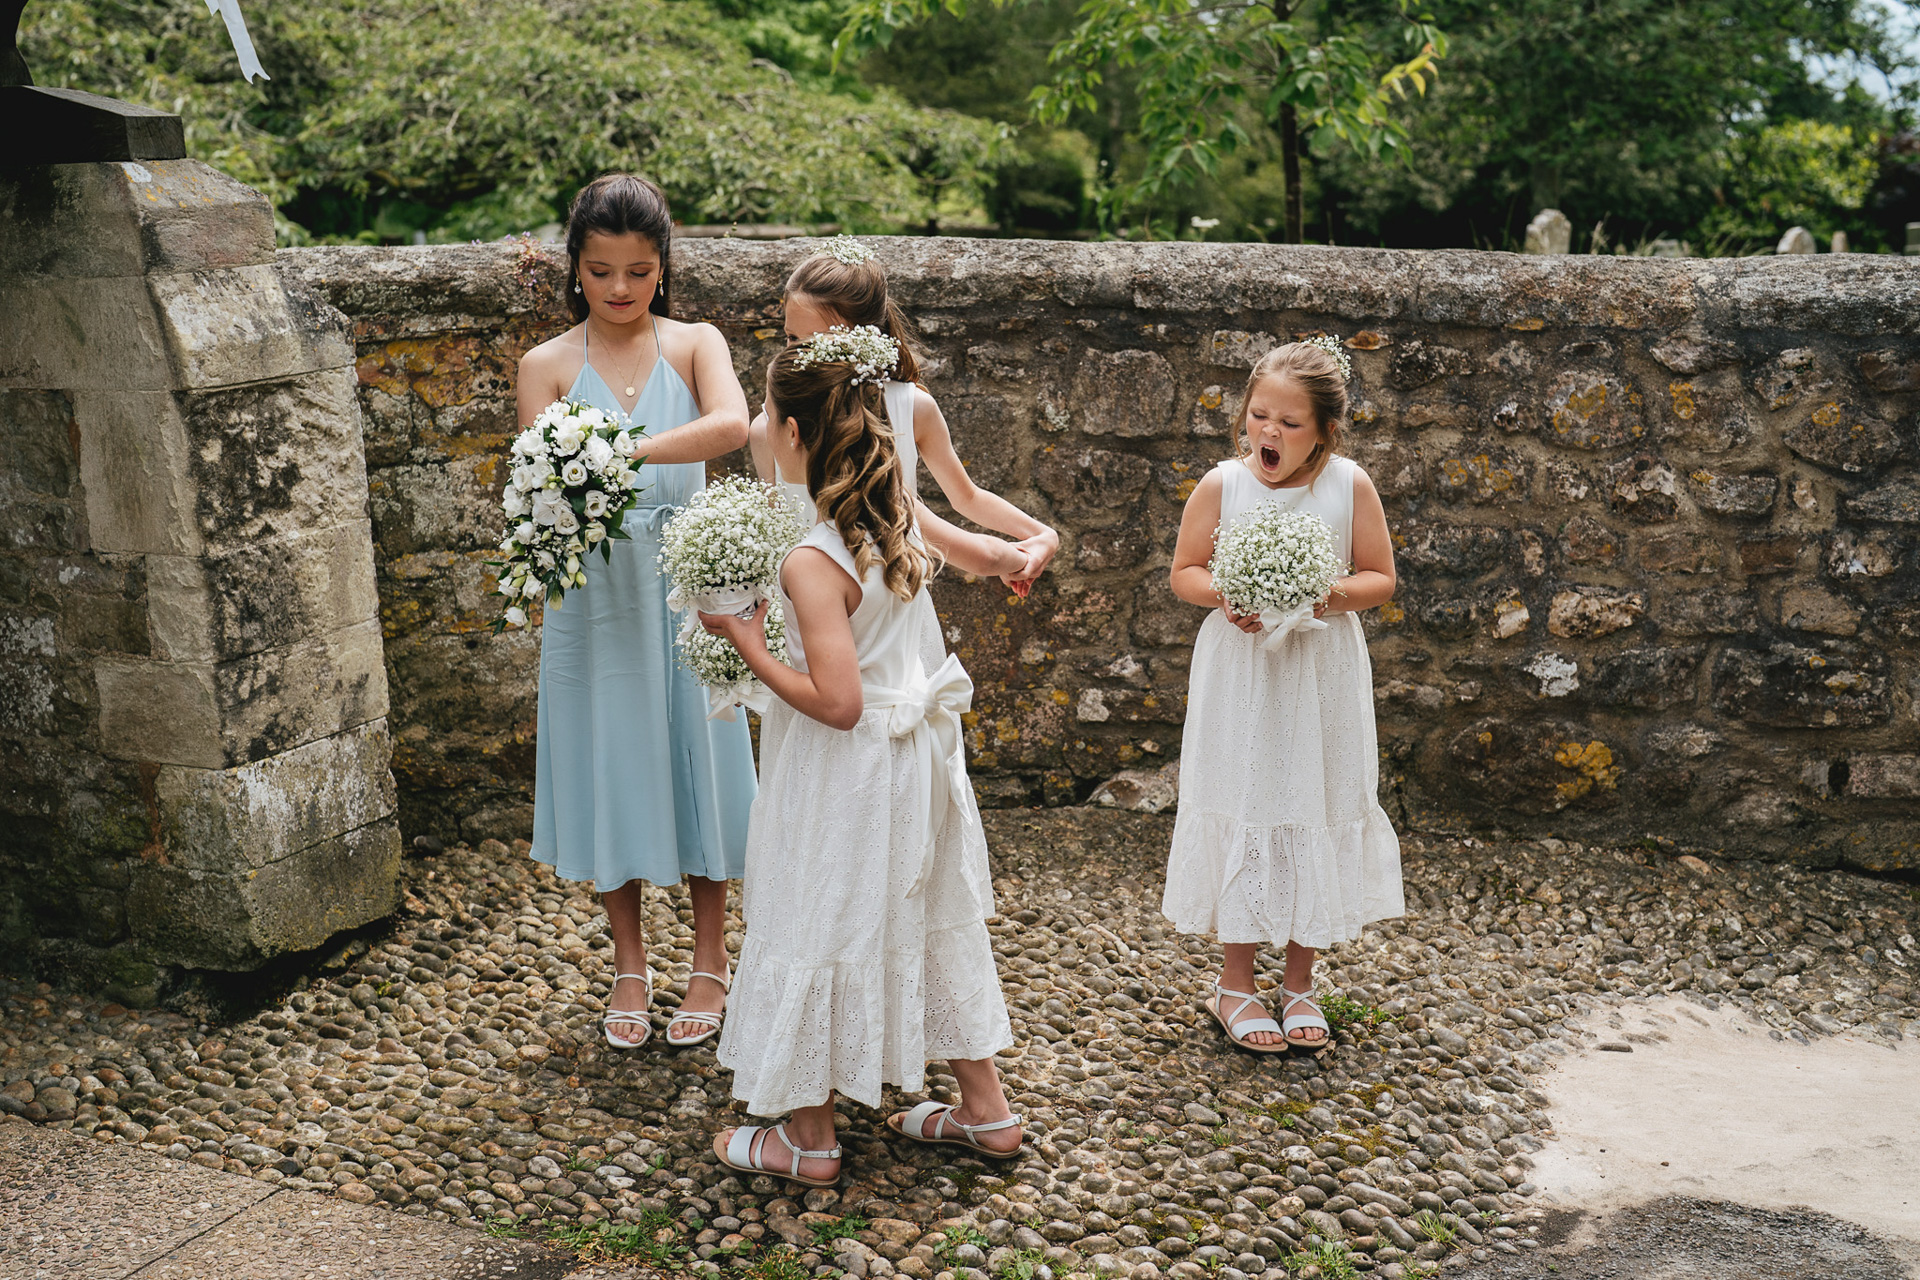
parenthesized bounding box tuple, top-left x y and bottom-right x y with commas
(1258, 601, 1327, 650)
(862, 654, 975, 900)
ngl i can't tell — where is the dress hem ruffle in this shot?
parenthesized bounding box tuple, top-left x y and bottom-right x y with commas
(1163, 807, 1405, 948)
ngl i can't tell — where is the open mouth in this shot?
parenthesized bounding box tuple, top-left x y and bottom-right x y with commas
(1259, 445, 1281, 471)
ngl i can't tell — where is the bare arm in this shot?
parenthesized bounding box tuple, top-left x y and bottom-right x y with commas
(516, 342, 572, 428)
(747, 411, 776, 482)
(1319, 467, 1397, 616)
(699, 550, 864, 730)
(913, 390, 1059, 584)
(916, 500, 1026, 580)
(1169, 469, 1262, 634)
(639, 324, 750, 466)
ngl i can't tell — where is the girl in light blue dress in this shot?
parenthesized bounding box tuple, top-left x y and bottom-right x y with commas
(514, 174, 754, 1049)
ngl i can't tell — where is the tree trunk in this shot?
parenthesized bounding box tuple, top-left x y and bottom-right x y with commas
(1280, 102, 1303, 244)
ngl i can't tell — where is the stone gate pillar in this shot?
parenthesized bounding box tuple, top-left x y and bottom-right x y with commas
(0, 159, 401, 1000)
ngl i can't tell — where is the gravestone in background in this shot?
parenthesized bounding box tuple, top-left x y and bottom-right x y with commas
(0, 159, 401, 1001)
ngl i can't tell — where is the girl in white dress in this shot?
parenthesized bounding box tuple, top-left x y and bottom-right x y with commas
(700, 329, 1027, 1186)
(748, 237, 1059, 614)
(1163, 340, 1404, 1052)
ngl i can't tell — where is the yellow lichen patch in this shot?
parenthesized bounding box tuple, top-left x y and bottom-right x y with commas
(1477, 730, 1494, 748)
(1197, 388, 1224, 410)
(1379, 600, 1405, 625)
(1346, 330, 1389, 349)
(1553, 740, 1622, 804)
(1669, 382, 1697, 421)
(1351, 404, 1377, 426)
(1506, 317, 1547, 331)
(753, 327, 780, 341)
(996, 720, 1022, 744)
(1811, 401, 1844, 429)
(1175, 477, 1200, 501)
(1824, 671, 1865, 693)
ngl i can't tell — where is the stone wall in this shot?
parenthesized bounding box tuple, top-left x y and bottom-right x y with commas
(282, 239, 1920, 871)
(0, 161, 402, 997)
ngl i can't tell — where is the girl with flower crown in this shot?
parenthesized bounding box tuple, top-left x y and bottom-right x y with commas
(697, 329, 1027, 1186)
(514, 174, 753, 1051)
(1163, 338, 1404, 1053)
(748, 238, 1059, 616)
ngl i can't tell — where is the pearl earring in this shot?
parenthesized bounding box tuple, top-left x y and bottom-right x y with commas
(573, 281, 582, 293)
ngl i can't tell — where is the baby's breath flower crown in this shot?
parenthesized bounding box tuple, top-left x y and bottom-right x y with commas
(1303, 334, 1354, 384)
(821, 235, 876, 265)
(792, 324, 901, 387)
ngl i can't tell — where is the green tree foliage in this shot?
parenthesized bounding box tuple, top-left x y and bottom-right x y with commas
(1315, 0, 1918, 251)
(836, 0, 1444, 240)
(1701, 119, 1882, 248)
(19, 0, 1002, 242)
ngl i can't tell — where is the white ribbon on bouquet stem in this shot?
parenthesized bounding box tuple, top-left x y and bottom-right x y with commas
(1257, 600, 1327, 650)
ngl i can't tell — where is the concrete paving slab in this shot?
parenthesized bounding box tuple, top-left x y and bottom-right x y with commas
(2, 1120, 276, 1279)
(2, 1123, 579, 1280)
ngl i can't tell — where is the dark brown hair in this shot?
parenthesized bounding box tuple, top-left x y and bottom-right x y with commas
(1234, 340, 1350, 486)
(766, 350, 931, 600)
(783, 249, 922, 383)
(564, 173, 673, 324)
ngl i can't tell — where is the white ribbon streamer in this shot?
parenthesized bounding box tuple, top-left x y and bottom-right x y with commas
(203, 0, 269, 82)
(862, 654, 976, 901)
(1258, 601, 1327, 650)
(705, 680, 772, 723)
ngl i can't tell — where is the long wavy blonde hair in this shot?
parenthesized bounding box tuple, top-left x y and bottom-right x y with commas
(767, 349, 932, 600)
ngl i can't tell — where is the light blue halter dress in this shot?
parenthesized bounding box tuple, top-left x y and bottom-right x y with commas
(531, 325, 756, 890)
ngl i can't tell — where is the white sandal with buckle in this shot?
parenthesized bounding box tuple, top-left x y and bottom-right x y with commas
(666, 969, 729, 1048)
(602, 968, 654, 1048)
(1279, 984, 1331, 1048)
(714, 1123, 841, 1188)
(1205, 983, 1290, 1054)
(887, 1101, 1024, 1158)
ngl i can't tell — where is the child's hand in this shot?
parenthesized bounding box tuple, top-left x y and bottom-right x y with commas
(1007, 526, 1059, 593)
(1315, 577, 1354, 619)
(1000, 544, 1039, 598)
(1222, 603, 1264, 634)
(698, 599, 771, 653)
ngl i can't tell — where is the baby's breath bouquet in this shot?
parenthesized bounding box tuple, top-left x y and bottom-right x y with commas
(1209, 505, 1343, 648)
(658, 475, 805, 714)
(490, 400, 645, 632)
(679, 598, 789, 721)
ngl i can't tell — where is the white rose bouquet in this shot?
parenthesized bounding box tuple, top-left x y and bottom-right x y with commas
(658, 474, 805, 715)
(490, 399, 645, 632)
(1209, 505, 1343, 648)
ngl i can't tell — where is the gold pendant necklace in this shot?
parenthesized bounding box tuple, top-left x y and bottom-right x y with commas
(592, 320, 649, 399)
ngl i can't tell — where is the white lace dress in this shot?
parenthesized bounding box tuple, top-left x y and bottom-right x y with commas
(1163, 456, 1404, 947)
(717, 523, 1011, 1116)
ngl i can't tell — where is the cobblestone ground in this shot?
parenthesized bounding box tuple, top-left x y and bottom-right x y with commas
(4, 809, 1917, 1280)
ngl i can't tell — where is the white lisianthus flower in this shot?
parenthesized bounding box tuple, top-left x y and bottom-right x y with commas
(583, 491, 608, 519)
(555, 507, 581, 536)
(497, 575, 518, 597)
(561, 458, 589, 486)
(579, 406, 608, 430)
(513, 427, 546, 457)
(582, 435, 615, 470)
(612, 430, 635, 455)
(520, 577, 542, 599)
(586, 521, 606, 544)
(502, 486, 530, 517)
(504, 605, 528, 627)
(516, 520, 536, 544)
(535, 549, 557, 571)
(532, 490, 566, 527)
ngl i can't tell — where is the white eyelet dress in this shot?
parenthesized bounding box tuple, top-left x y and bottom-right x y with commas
(1162, 456, 1404, 948)
(779, 380, 946, 672)
(717, 522, 1012, 1116)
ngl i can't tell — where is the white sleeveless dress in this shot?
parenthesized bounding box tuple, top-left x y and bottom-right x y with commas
(780, 380, 946, 670)
(1163, 456, 1404, 947)
(717, 523, 1012, 1116)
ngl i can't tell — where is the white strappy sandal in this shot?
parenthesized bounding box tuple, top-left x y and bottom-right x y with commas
(1205, 983, 1290, 1055)
(886, 1101, 1024, 1158)
(714, 1123, 842, 1188)
(665, 969, 729, 1048)
(1279, 984, 1332, 1049)
(601, 968, 655, 1048)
